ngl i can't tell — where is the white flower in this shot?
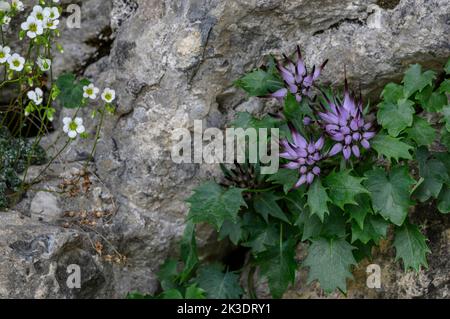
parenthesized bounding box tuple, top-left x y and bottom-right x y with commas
(37, 56, 51, 71)
(1, 15, 11, 25)
(31, 5, 47, 21)
(7, 53, 25, 71)
(44, 7, 60, 20)
(21, 16, 44, 38)
(0, 1, 11, 12)
(0, 45, 10, 63)
(63, 117, 85, 139)
(52, 0, 60, 3)
(101, 88, 116, 103)
(27, 88, 44, 105)
(83, 83, 100, 100)
(43, 17, 59, 30)
(11, 0, 24, 12)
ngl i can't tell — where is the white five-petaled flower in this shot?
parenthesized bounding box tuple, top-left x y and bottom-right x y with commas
(21, 16, 44, 38)
(63, 117, 85, 139)
(0, 1, 10, 12)
(37, 56, 52, 71)
(31, 5, 47, 21)
(44, 7, 60, 20)
(11, 0, 24, 12)
(83, 83, 100, 100)
(101, 88, 116, 103)
(43, 17, 59, 30)
(0, 45, 11, 63)
(27, 88, 44, 105)
(7, 53, 25, 71)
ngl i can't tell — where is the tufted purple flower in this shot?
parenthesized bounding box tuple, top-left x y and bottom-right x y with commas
(318, 80, 376, 160)
(280, 124, 325, 188)
(271, 45, 328, 102)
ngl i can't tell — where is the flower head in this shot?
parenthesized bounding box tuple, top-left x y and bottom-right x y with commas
(83, 83, 99, 100)
(43, 17, 59, 30)
(11, 0, 25, 12)
(21, 16, 44, 38)
(271, 45, 328, 102)
(7, 53, 25, 71)
(44, 7, 60, 20)
(27, 87, 43, 105)
(280, 124, 325, 188)
(101, 88, 116, 103)
(31, 5, 46, 21)
(37, 56, 51, 71)
(0, 45, 11, 63)
(63, 117, 85, 139)
(318, 80, 376, 160)
(0, 1, 10, 12)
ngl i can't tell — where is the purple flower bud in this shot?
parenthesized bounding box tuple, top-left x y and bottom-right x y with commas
(313, 166, 321, 175)
(303, 117, 312, 126)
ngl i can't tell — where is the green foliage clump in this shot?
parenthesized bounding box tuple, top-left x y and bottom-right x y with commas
(0, 127, 46, 209)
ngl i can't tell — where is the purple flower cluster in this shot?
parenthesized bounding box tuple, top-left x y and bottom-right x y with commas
(273, 48, 377, 188)
(271, 46, 328, 102)
(318, 81, 376, 160)
(280, 125, 324, 187)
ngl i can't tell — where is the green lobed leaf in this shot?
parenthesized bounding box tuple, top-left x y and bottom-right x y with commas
(351, 214, 389, 244)
(55, 73, 90, 109)
(324, 170, 369, 210)
(234, 69, 283, 97)
(306, 178, 331, 222)
(253, 191, 290, 223)
(406, 116, 436, 146)
(184, 284, 206, 299)
(394, 222, 430, 272)
(267, 168, 299, 194)
(242, 213, 278, 253)
(346, 194, 373, 230)
(371, 133, 413, 162)
(364, 166, 415, 226)
(439, 79, 450, 94)
(196, 264, 243, 299)
(187, 182, 246, 230)
(219, 218, 243, 245)
(303, 237, 356, 293)
(377, 99, 415, 137)
(256, 238, 297, 299)
(381, 82, 404, 102)
(157, 259, 179, 291)
(413, 148, 449, 202)
(402, 64, 436, 98)
(161, 289, 184, 299)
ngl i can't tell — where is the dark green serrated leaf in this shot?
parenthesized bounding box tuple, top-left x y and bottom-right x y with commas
(394, 222, 430, 272)
(406, 116, 436, 146)
(346, 194, 373, 230)
(371, 133, 413, 162)
(402, 64, 436, 98)
(219, 218, 243, 245)
(242, 213, 278, 253)
(157, 259, 179, 290)
(267, 168, 298, 194)
(351, 214, 389, 244)
(253, 191, 290, 223)
(377, 99, 415, 137)
(419, 90, 447, 112)
(234, 69, 283, 97)
(161, 289, 184, 299)
(324, 170, 369, 210)
(185, 284, 206, 299)
(196, 264, 243, 299)
(306, 178, 331, 222)
(187, 182, 246, 230)
(304, 237, 356, 293)
(364, 166, 415, 226)
(295, 211, 323, 241)
(256, 238, 297, 299)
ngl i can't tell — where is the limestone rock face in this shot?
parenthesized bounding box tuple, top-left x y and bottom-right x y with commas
(1, 0, 449, 298)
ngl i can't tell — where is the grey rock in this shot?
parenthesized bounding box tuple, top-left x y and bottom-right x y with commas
(1, 0, 449, 298)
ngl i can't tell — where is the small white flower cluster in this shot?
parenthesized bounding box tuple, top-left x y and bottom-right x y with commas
(20, 3, 60, 39)
(0, 1, 24, 30)
(0, 44, 25, 71)
(83, 83, 116, 104)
